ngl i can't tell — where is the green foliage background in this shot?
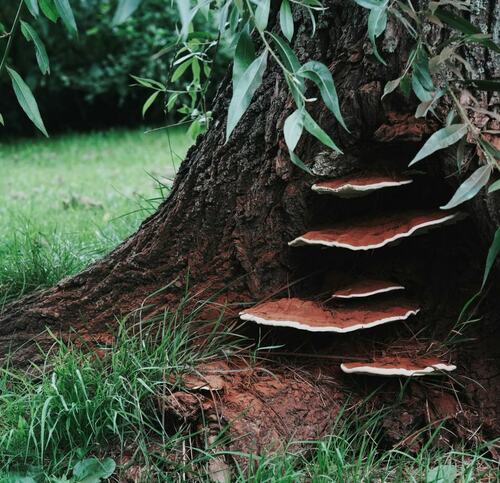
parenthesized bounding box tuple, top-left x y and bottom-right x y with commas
(0, 0, 224, 134)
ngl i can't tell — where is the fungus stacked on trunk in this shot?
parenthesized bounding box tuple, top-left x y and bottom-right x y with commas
(240, 168, 460, 377)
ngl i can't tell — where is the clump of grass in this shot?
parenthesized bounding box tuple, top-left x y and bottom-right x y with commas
(0, 127, 192, 304)
(0, 292, 245, 480)
(234, 407, 499, 482)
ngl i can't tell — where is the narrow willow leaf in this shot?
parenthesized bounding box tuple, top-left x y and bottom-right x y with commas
(24, 0, 39, 17)
(463, 79, 500, 91)
(233, 26, 255, 87)
(303, 111, 342, 153)
(298, 61, 348, 131)
(488, 179, 500, 193)
(269, 33, 301, 73)
(21, 21, 50, 75)
(409, 124, 467, 166)
(284, 110, 311, 173)
(171, 59, 192, 82)
(7, 67, 48, 137)
(482, 228, 500, 288)
(307, 7, 316, 36)
(367, 2, 388, 65)
(440, 164, 492, 210)
(39, 0, 59, 22)
(353, 0, 383, 8)
(435, 8, 500, 54)
(411, 74, 433, 102)
(113, 0, 142, 25)
(382, 77, 402, 98)
(226, 51, 268, 141)
(255, 0, 270, 31)
(413, 48, 434, 92)
(280, 0, 294, 42)
(142, 91, 160, 118)
(284, 109, 304, 152)
(176, 0, 191, 39)
(54, 0, 77, 34)
(0, 113, 4, 126)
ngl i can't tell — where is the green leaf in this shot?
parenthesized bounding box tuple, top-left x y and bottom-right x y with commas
(488, 179, 500, 193)
(284, 109, 304, 152)
(284, 109, 312, 173)
(54, 0, 77, 34)
(255, 0, 270, 31)
(269, 33, 301, 73)
(482, 228, 500, 288)
(440, 164, 492, 210)
(409, 124, 467, 166)
(269, 33, 305, 106)
(112, 0, 142, 26)
(20, 21, 50, 75)
(382, 77, 402, 98)
(413, 47, 434, 92)
(24, 0, 39, 17)
(175, 0, 191, 39)
(367, 1, 388, 65)
(303, 110, 342, 153)
(411, 74, 433, 102)
(7, 66, 48, 137)
(298, 61, 348, 131)
(142, 91, 160, 118)
(73, 457, 116, 483)
(280, 0, 294, 42)
(171, 59, 192, 82)
(130, 75, 165, 90)
(463, 79, 500, 91)
(39, 0, 59, 22)
(233, 26, 255, 88)
(434, 9, 500, 54)
(426, 464, 457, 483)
(0, 113, 4, 126)
(353, 0, 384, 8)
(226, 51, 268, 141)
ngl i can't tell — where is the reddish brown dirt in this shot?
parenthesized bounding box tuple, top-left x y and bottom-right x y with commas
(240, 297, 419, 331)
(332, 279, 404, 298)
(290, 210, 463, 249)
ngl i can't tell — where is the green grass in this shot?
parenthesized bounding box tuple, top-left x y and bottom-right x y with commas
(0, 306, 497, 481)
(0, 127, 192, 303)
(0, 294, 246, 480)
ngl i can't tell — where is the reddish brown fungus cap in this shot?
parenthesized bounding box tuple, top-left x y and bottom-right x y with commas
(289, 210, 464, 251)
(332, 279, 405, 299)
(312, 172, 413, 198)
(239, 297, 419, 333)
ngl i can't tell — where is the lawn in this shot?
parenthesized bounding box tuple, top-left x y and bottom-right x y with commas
(0, 127, 192, 303)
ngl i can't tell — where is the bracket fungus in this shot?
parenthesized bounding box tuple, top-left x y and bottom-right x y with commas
(332, 279, 405, 299)
(340, 356, 456, 377)
(312, 172, 413, 198)
(239, 297, 419, 333)
(240, 157, 460, 378)
(288, 210, 464, 251)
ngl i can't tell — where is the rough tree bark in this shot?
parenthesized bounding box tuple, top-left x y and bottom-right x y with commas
(1, 0, 499, 451)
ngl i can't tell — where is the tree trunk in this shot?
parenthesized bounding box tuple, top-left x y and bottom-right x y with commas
(1, 0, 499, 450)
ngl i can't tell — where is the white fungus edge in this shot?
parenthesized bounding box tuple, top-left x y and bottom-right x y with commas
(340, 363, 457, 376)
